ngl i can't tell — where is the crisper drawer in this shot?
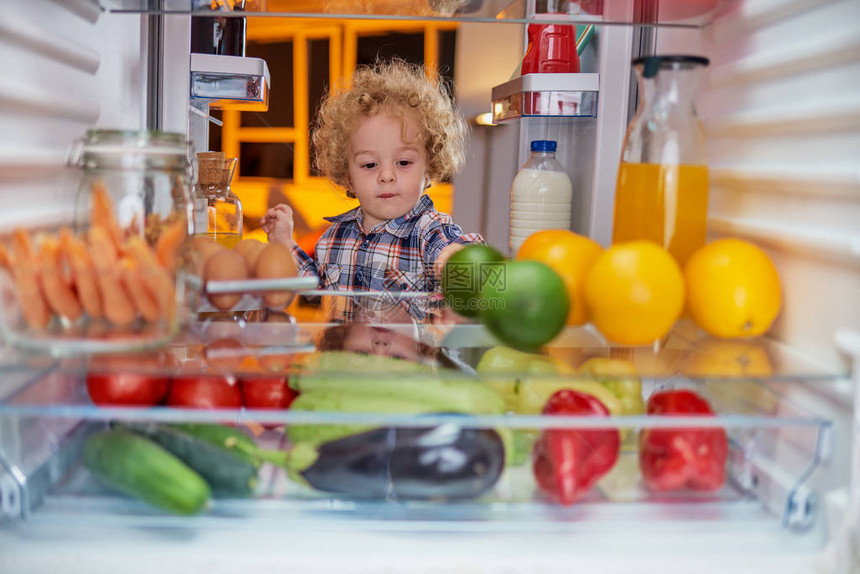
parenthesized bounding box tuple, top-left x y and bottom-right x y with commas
(0, 320, 846, 547)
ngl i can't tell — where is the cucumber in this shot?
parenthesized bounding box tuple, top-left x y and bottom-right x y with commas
(117, 422, 260, 496)
(83, 430, 211, 515)
(168, 423, 262, 469)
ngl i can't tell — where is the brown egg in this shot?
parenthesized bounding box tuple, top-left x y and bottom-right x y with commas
(234, 238, 267, 271)
(254, 243, 298, 310)
(203, 248, 248, 310)
(191, 236, 226, 276)
(203, 337, 250, 372)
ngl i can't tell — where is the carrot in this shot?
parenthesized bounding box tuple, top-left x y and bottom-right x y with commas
(0, 243, 11, 269)
(38, 236, 83, 321)
(91, 180, 125, 254)
(59, 229, 104, 320)
(10, 229, 52, 329)
(120, 256, 160, 321)
(88, 227, 136, 327)
(155, 219, 187, 272)
(126, 236, 175, 321)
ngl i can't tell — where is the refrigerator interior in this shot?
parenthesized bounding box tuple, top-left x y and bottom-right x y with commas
(0, 0, 858, 572)
(0, 318, 854, 573)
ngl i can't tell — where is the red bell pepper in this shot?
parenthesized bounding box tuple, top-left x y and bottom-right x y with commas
(532, 389, 620, 505)
(639, 389, 728, 492)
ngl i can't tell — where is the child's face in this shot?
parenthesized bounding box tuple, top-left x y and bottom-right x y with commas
(347, 111, 428, 229)
(341, 324, 424, 362)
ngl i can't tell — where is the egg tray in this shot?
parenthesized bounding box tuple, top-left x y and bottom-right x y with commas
(187, 274, 318, 314)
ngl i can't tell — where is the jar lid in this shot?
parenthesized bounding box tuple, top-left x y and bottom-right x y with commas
(530, 140, 557, 152)
(632, 55, 710, 78)
(67, 129, 190, 166)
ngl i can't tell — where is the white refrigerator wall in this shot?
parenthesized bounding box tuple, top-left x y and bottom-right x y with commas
(0, 0, 144, 231)
(662, 0, 860, 370)
(657, 0, 860, 546)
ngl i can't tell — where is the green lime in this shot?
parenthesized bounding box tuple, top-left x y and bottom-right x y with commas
(479, 260, 569, 352)
(442, 244, 506, 318)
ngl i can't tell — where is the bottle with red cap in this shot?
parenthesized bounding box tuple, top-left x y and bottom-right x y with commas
(521, 3, 580, 75)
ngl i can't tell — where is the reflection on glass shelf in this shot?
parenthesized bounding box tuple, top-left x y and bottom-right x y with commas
(0, 302, 849, 383)
(0, 346, 58, 373)
(100, 0, 723, 28)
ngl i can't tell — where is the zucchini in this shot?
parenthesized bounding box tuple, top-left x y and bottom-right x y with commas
(83, 430, 211, 515)
(117, 422, 260, 496)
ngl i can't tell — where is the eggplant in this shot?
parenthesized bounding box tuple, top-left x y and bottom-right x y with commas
(295, 424, 505, 501)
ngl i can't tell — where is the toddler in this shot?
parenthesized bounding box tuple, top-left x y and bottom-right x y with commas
(262, 58, 484, 321)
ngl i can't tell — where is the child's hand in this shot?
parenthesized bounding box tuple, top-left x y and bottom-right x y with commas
(261, 204, 295, 246)
(434, 243, 464, 277)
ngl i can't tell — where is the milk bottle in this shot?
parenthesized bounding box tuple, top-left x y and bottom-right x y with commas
(509, 140, 573, 256)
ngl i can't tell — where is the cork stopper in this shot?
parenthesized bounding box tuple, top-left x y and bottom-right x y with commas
(197, 151, 235, 187)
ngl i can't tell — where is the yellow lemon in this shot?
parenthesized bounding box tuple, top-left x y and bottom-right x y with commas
(583, 240, 685, 345)
(684, 239, 782, 338)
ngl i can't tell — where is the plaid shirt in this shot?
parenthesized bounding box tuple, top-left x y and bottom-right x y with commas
(291, 194, 484, 321)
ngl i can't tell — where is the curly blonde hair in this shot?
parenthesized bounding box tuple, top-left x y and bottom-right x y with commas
(312, 59, 468, 196)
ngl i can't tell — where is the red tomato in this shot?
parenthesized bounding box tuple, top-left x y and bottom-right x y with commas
(86, 372, 170, 407)
(167, 375, 243, 409)
(241, 375, 297, 409)
(86, 351, 174, 407)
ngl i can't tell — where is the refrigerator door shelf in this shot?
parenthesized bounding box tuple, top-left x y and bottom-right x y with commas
(492, 73, 600, 122)
(190, 54, 270, 112)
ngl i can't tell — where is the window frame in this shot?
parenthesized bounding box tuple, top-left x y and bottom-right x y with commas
(221, 19, 459, 227)
(224, 19, 457, 186)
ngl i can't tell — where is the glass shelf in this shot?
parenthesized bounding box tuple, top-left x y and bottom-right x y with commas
(0, 293, 837, 533)
(0, 385, 830, 532)
(0, 316, 848, 386)
(0, 278, 848, 384)
(99, 0, 724, 29)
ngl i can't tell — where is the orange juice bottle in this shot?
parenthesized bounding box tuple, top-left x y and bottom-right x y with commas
(612, 55, 710, 267)
(613, 162, 709, 267)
